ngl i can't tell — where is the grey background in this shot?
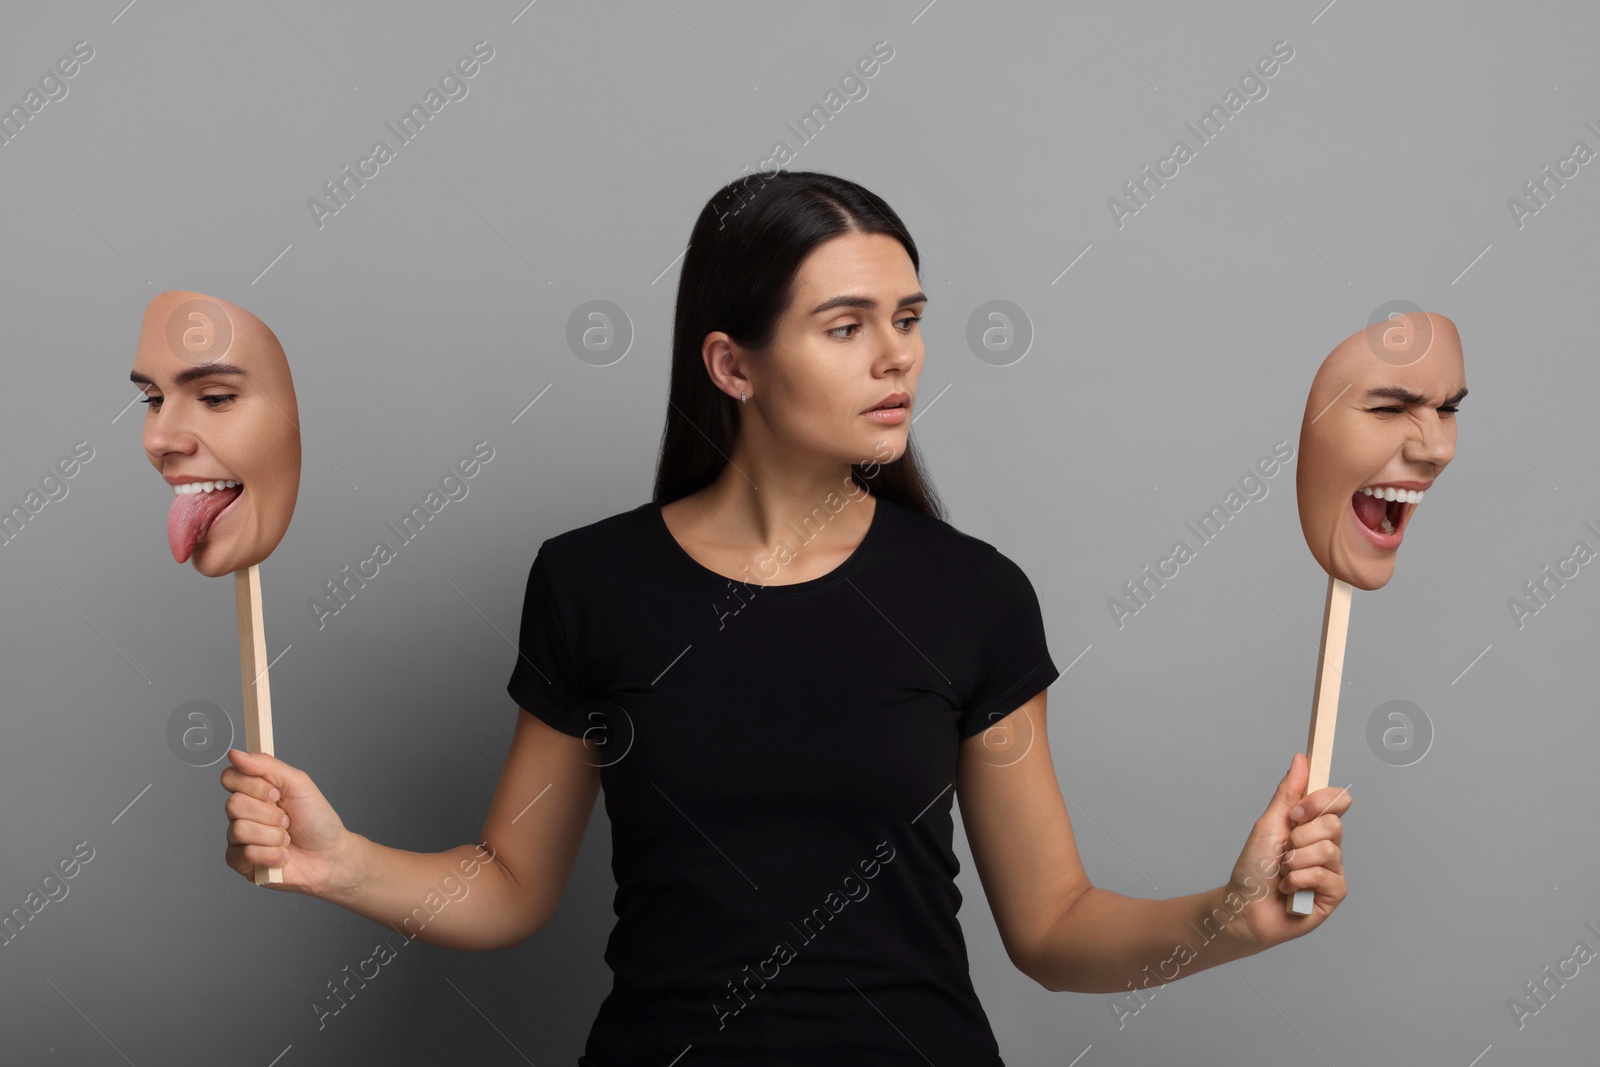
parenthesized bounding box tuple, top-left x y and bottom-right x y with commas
(1, 0, 1595, 1063)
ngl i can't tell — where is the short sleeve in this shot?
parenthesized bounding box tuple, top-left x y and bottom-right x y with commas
(506, 546, 592, 738)
(958, 549, 1061, 740)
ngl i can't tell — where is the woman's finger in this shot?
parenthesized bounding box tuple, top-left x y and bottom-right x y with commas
(227, 818, 291, 850)
(224, 844, 251, 879)
(1289, 812, 1342, 849)
(1281, 838, 1342, 875)
(221, 749, 290, 800)
(1282, 863, 1347, 902)
(225, 789, 287, 828)
(224, 842, 288, 878)
(225, 816, 289, 848)
(242, 842, 289, 868)
(219, 766, 281, 805)
(1290, 787, 1352, 825)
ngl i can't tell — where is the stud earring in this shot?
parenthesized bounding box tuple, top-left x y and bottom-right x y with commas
(740, 390, 747, 406)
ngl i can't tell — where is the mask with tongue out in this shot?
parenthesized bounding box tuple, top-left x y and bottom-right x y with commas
(132, 290, 300, 577)
(1295, 311, 1465, 591)
(169, 481, 245, 564)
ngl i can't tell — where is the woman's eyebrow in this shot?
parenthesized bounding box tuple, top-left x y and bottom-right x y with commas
(809, 292, 928, 316)
(129, 362, 249, 387)
(1361, 385, 1468, 405)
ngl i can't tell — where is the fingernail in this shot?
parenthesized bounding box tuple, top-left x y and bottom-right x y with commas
(1291, 805, 1306, 821)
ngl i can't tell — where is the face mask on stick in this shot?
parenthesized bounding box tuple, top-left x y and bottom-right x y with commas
(130, 290, 301, 885)
(1285, 310, 1465, 915)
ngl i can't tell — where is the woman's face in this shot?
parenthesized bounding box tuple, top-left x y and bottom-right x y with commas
(1296, 312, 1465, 590)
(735, 231, 924, 468)
(130, 291, 300, 577)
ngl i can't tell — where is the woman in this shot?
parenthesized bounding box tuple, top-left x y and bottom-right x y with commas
(221, 171, 1350, 1064)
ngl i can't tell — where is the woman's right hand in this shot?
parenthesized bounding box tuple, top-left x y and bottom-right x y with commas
(221, 748, 357, 898)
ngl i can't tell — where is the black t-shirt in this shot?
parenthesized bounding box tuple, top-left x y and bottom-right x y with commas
(506, 492, 1060, 1066)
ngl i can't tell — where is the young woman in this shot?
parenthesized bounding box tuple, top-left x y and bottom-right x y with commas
(220, 171, 1351, 1064)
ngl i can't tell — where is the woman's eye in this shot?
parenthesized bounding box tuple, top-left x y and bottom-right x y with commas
(828, 315, 923, 340)
(1438, 405, 1459, 415)
(1368, 406, 1403, 414)
(139, 395, 163, 411)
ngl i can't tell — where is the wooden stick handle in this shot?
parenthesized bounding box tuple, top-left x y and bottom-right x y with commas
(1288, 574, 1351, 915)
(236, 564, 282, 886)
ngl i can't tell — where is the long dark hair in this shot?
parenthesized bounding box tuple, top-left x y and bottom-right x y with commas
(651, 170, 946, 521)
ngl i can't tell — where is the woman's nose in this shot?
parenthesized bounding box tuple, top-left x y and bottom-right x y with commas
(882, 333, 917, 371)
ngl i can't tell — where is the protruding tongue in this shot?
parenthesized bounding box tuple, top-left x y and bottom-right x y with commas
(168, 486, 243, 563)
(1351, 490, 1388, 532)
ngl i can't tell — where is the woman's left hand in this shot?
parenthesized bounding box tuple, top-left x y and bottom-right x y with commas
(1225, 751, 1351, 952)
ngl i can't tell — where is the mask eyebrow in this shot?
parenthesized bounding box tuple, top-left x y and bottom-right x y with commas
(130, 362, 249, 388)
(1361, 385, 1468, 406)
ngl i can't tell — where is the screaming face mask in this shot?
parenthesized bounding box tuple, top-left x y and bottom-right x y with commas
(1295, 311, 1466, 590)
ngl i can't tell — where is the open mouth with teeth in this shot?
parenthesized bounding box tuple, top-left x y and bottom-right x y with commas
(168, 479, 245, 564)
(1349, 484, 1424, 546)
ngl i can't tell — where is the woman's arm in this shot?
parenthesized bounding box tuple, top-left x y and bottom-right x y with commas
(1020, 884, 1260, 994)
(328, 710, 601, 951)
(320, 837, 534, 952)
(956, 693, 1349, 993)
(223, 709, 600, 952)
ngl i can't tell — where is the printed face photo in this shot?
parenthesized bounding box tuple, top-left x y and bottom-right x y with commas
(1295, 312, 1466, 591)
(129, 291, 301, 577)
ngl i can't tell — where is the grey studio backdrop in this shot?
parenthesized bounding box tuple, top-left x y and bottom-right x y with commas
(0, 0, 1594, 1064)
